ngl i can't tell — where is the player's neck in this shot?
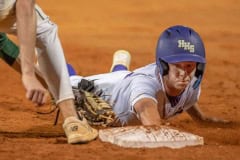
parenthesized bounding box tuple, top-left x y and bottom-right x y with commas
(163, 82, 184, 96)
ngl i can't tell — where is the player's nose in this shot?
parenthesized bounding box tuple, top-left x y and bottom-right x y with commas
(178, 67, 187, 77)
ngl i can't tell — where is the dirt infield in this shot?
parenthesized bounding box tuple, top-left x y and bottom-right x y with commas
(0, 0, 239, 159)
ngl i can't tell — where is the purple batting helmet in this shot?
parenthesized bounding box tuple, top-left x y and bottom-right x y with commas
(156, 25, 206, 88)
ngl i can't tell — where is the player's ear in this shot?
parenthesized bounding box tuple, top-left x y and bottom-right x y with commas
(160, 60, 169, 76)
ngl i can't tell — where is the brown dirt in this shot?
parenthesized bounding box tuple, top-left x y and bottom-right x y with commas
(0, 0, 239, 159)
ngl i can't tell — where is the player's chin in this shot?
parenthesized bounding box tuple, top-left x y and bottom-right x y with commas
(175, 82, 189, 89)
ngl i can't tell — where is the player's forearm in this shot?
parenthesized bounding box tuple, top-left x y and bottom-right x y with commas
(134, 99, 161, 126)
(16, 0, 36, 76)
(187, 104, 219, 122)
(187, 104, 230, 124)
(138, 111, 161, 126)
(187, 104, 205, 122)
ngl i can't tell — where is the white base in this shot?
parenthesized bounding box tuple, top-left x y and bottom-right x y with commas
(99, 126, 204, 149)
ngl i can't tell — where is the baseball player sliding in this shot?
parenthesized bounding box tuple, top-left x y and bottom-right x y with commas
(69, 25, 229, 126)
(0, 0, 97, 144)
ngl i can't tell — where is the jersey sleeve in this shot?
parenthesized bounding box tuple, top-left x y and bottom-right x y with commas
(110, 73, 161, 124)
(128, 75, 160, 112)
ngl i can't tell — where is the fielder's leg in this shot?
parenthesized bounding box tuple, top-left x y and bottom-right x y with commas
(34, 5, 98, 143)
(1, 3, 98, 143)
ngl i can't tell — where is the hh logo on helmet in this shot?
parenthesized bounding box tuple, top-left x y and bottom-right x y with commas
(178, 40, 195, 53)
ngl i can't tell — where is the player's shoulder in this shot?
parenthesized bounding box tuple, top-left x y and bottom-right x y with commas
(133, 63, 157, 77)
(125, 71, 162, 90)
(133, 63, 156, 72)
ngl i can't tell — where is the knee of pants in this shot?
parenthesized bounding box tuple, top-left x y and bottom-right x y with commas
(35, 22, 74, 103)
(36, 18, 59, 42)
(35, 21, 62, 56)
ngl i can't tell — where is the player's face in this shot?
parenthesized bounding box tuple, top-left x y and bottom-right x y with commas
(163, 61, 196, 96)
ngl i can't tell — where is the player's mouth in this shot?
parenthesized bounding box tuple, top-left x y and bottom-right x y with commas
(176, 80, 190, 87)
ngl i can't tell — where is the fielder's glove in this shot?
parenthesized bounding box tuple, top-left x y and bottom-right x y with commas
(73, 79, 116, 127)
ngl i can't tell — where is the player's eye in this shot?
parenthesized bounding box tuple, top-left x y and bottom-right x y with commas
(185, 64, 196, 73)
(186, 64, 193, 69)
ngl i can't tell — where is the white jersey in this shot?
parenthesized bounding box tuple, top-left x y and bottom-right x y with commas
(0, 0, 15, 11)
(0, 0, 15, 21)
(70, 63, 201, 124)
(0, 1, 48, 33)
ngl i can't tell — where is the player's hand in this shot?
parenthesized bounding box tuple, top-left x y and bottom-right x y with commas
(204, 116, 231, 124)
(22, 74, 48, 106)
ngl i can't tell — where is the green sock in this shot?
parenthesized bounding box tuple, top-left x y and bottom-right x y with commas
(0, 33, 19, 65)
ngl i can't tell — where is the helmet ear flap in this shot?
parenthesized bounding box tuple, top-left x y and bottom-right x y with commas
(159, 59, 169, 76)
(195, 63, 205, 78)
(193, 63, 205, 89)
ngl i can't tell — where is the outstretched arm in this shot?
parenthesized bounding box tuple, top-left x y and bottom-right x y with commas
(16, 0, 36, 75)
(16, 0, 47, 105)
(187, 103, 230, 124)
(134, 98, 162, 126)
